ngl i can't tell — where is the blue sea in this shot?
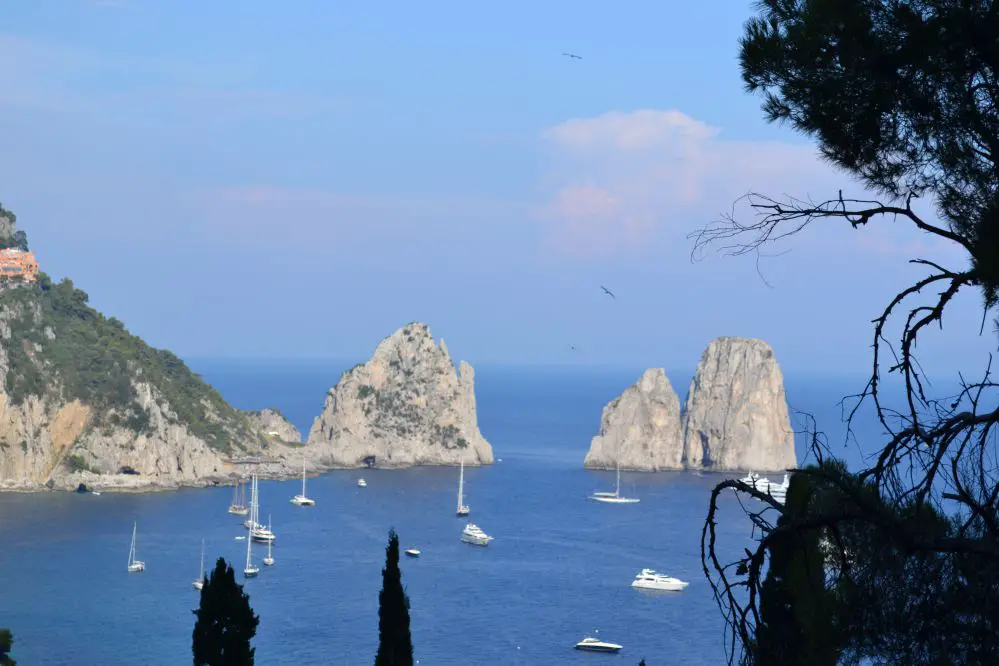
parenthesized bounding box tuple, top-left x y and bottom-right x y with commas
(0, 361, 879, 665)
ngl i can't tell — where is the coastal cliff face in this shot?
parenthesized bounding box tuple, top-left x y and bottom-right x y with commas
(245, 408, 301, 444)
(583, 368, 684, 471)
(682, 337, 796, 472)
(305, 322, 493, 468)
(0, 255, 297, 491)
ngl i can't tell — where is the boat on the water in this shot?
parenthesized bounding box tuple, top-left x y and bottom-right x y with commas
(737, 472, 789, 504)
(461, 523, 493, 546)
(127, 522, 145, 573)
(357, 478, 367, 488)
(405, 548, 421, 558)
(263, 516, 275, 566)
(228, 479, 249, 516)
(289, 457, 315, 506)
(193, 539, 206, 590)
(589, 459, 640, 504)
(456, 459, 470, 517)
(631, 568, 689, 592)
(574, 637, 623, 653)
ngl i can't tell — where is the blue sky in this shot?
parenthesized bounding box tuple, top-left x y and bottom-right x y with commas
(0, 0, 992, 379)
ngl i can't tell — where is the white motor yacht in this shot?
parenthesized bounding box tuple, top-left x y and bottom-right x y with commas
(574, 637, 623, 653)
(357, 478, 367, 488)
(737, 472, 789, 505)
(405, 548, 421, 558)
(461, 523, 493, 546)
(631, 568, 689, 592)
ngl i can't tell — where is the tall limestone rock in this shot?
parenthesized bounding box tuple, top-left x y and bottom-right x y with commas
(682, 337, 795, 471)
(583, 368, 684, 471)
(305, 322, 493, 468)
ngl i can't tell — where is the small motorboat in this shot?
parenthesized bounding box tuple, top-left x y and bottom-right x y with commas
(575, 636, 623, 653)
(405, 548, 421, 558)
(357, 478, 367, 488)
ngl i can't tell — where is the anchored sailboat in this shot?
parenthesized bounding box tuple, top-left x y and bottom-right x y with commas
(193, 539, 205, 590)
(244, 524, 259, 578)
(456, 459, 470, 517)
(246, 475, 276, 542)
(589, 459, 640, 504)
(263, 516, 275, 567)
(228, 479, 248, 516)
(290, 458, 315, 506)
(127, 522, 145, 573)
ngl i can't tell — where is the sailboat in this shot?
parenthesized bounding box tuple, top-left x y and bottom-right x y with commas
(228, 479, 249, 516)
(263, 516, 275, 566)
(290, 458, 315, 506)
(243, 523, 259, 578)
(127, 521, 145, 572)
(193, 539, 205, 590)
(247, 475, 276, 542)
(589, 458, 640, 504)
(456, 459, 470, 517)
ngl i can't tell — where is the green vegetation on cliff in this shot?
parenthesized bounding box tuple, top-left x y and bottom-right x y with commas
(0, 274, 259, 453)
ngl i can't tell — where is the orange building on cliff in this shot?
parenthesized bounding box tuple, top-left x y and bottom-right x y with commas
(0, 248, 39, 282)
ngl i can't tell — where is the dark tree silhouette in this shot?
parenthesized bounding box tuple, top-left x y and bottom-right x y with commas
(0, 629, 14, 666)
(691, 1, 999, 664)
(375, 529, 413, 666)
(192, 558, 259, 666)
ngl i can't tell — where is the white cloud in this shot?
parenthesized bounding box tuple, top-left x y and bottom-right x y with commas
(535, 109, 847, 258)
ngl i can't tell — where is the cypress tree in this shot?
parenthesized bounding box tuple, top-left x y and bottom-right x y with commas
(192, 557, 260, 666)
(375, 529, 413, 666)
(0, 629, 14, 666)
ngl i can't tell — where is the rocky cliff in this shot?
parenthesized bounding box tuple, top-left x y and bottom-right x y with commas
(305, 322, 492, 468)
(245, 408, 301, 444)
(583, 368, 684, 471)
(682, 337, 796, 471)
(0, 209, 299, 492)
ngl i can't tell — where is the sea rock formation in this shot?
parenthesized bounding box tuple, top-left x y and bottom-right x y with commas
(245, 408, 302, 444)
(305, 322, 493, 468)
(583, 368, 684, 471)
(0, 207, 303, 492)
(682, 337, 796, 471)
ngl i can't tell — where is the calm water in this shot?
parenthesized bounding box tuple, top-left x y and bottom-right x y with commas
(0, 361, 880, 665)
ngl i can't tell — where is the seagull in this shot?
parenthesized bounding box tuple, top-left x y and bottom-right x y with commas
(562, 52, 582, 60)
(569, 344, 579, 352)
(600, 285, 616, 300)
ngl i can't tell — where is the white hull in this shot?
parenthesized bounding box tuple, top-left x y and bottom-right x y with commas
(461, 534, 492, 546)
(357, 479, 367, 487)
(405, 549, 421, 558)
(228, 506, 249, 516)
(632, 579, 688, 592)
(263, 557, 274, 566)
(456, 508, 470, 517)
(575, 638, 623, 653)
(244, 567, 259, 578)
(590, 495, 640, 504)
(127, 562, 145, 573)
(193, 580, 203, 590)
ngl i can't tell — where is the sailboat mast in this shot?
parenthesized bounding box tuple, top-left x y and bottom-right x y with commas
(616, 459, 621, 498)
(199, 539, 205, 579)
(302, 458, 307, 496)
(129, 522, 136, 566)
(457, 460, 464, 509)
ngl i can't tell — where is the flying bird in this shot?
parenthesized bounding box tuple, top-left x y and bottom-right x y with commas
(562, 52, 582, 60)
(600, 285, 616, 300)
